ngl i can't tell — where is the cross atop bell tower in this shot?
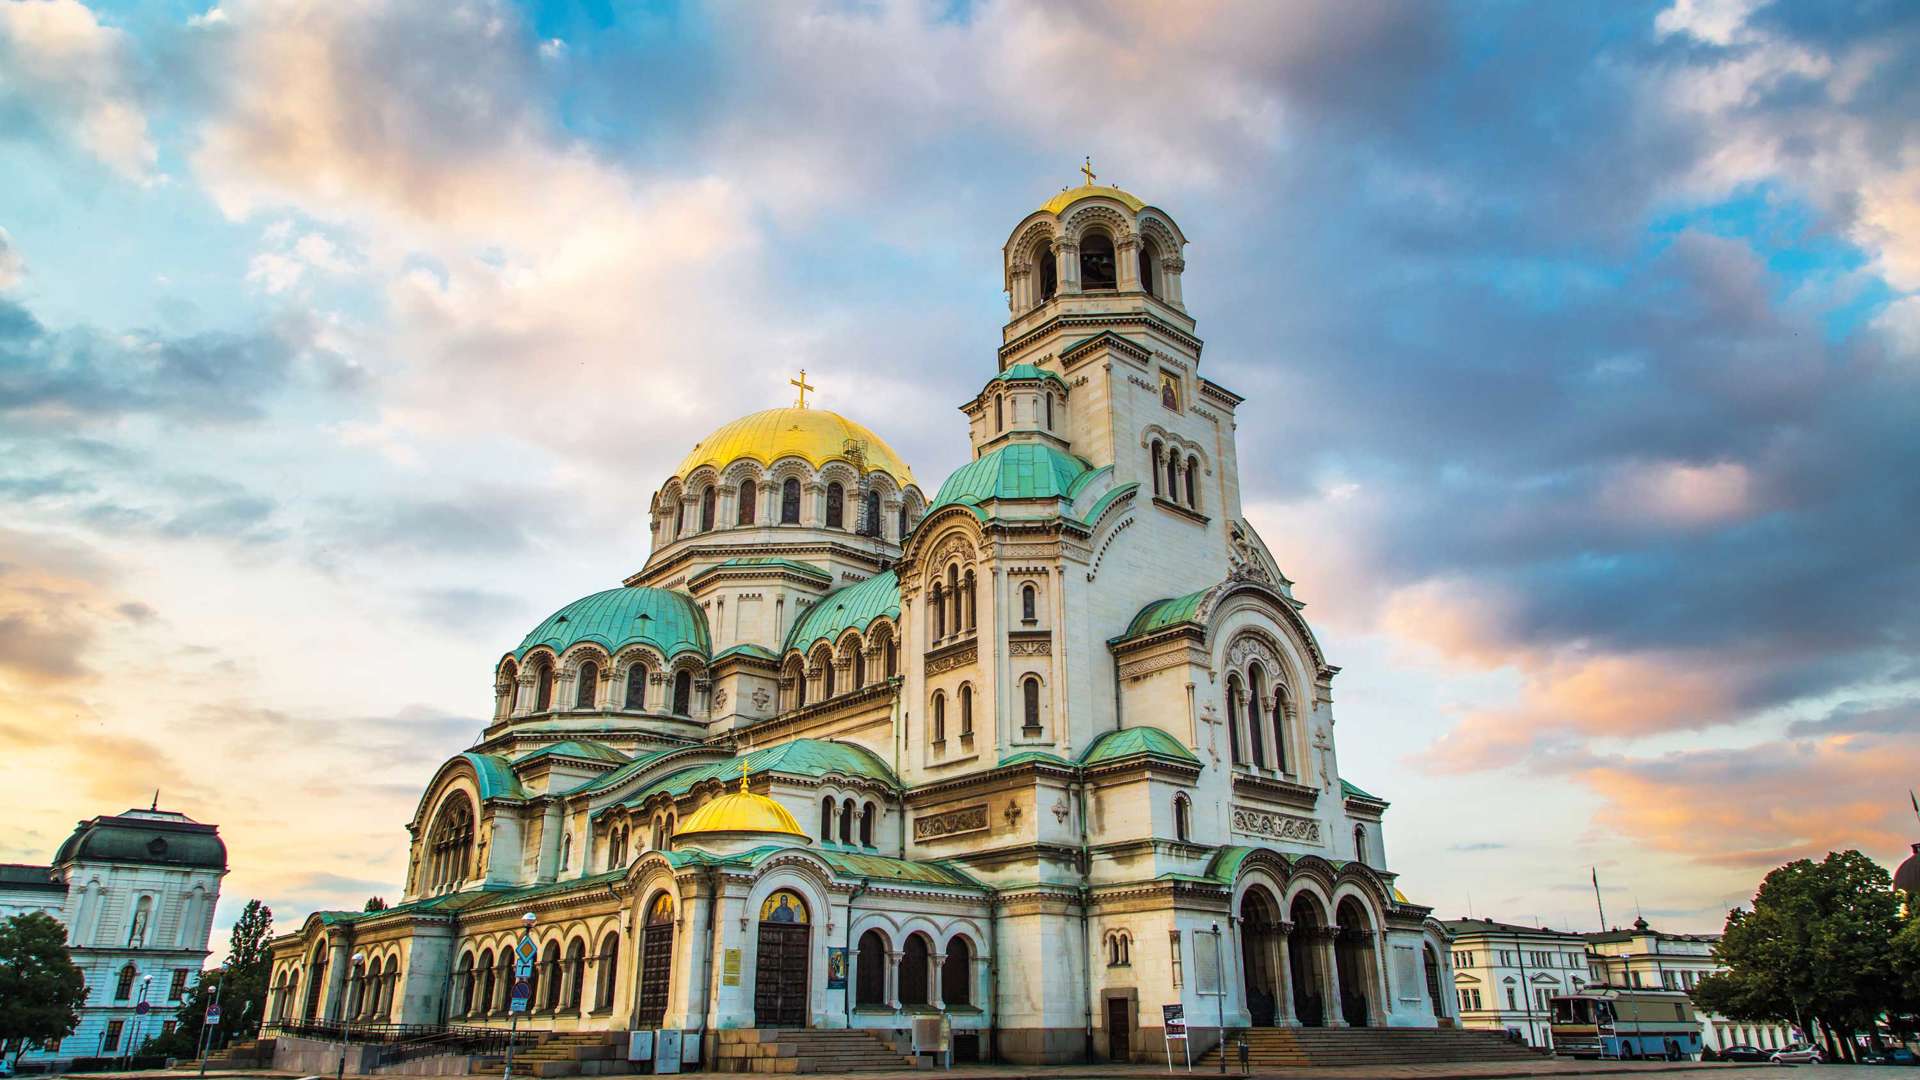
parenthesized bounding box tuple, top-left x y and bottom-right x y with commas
(789, 369, 815, 409)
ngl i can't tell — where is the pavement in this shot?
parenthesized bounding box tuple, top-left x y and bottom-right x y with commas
(52, 1062, 1790, 1080)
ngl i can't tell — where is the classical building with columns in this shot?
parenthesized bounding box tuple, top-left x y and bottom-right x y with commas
(264, 175, 1457, 1064)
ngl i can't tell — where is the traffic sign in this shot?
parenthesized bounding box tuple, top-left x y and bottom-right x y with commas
(510, 978, 530, 1014)
(205, 1004, 222, 1025)
(136, 1000, 151, 1015)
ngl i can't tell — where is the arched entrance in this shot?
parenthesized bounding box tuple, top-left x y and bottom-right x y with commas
(1335, 898, 1377, 1028)
(1423, 944, 1446, 1024)
(635, 892, 675, 1027)
(1287, 895, 1330, 1027)
(1239, 887, 1284, 1027)
(754, 890, 811, 1027)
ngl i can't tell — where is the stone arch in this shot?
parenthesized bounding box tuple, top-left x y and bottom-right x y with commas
(898, 929, 936, 1007)
(1063, 203, 1133, 246)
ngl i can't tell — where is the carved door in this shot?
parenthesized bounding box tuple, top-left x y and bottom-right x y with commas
(636, 923, 673, 1027)
(754, 924, 810, 1027)
(1106, 998, 1130, 1061)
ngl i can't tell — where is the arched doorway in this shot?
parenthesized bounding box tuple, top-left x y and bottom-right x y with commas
(754, 890, 810, 1027)
(636, 893, 675, 1027)
(1239, 887, 1283, 1027)
(900, 934, 932, 1006)
(855, 930, 888, 1007)
(1335, 898, 1376, 1027)
(1287, 895, 1329, 1027)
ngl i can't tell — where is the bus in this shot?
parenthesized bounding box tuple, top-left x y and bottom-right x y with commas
(1548, 986, 1703, 1060)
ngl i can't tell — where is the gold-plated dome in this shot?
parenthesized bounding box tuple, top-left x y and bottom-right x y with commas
(1040, 184, 1146, 217)
(675, 407, 915, 487)
(675, 782, 808, 840)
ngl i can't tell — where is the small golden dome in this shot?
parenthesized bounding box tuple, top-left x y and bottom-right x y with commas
(676, 784, 808, 840)
(675, 407, 915, 487)
(1392, 886, 1410, 904)
(1040, 184, 1146, 217)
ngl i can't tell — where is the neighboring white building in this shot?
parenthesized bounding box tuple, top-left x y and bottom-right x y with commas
(1442, 919, 1591, 1048)
(1583, 918, 1794, 1054)
(0, 806, 227, 1066)
(265, 176, 1459, 1065)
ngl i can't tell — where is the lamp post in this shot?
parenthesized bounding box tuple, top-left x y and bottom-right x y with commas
(1212, 923, 1226, 1075)
(505, 911, 537, 1080)
(198, 974, 223, 1078)
(339, 950, 364, 1080)
(125, 974, 153, 1071)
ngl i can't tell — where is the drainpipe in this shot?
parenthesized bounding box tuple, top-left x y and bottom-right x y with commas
(1076, 778, 1094, 1062)
(987, 889, 1000, 1063)
(702, 865, 722, 1049)
(844, 878, 869, 1029)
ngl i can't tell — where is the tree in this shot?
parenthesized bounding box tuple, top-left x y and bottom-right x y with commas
(1694, 850, 1904, 1056)
(0, 912, 88, 1066)
(144, 900, 274, 1060)
(363, 897, 388, 912)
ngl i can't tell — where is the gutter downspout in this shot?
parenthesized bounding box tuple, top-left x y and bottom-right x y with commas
(987, 889, 1000, 1063)
(702, 865, 722, 1052)
(844, 879, 869, 1029)
(1076, 777, 1094, 1062)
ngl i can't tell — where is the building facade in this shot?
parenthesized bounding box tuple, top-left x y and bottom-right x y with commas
(264, 179, 1457, 1064)
(1583, 918, 1794, 1054)
(1441, 919, 1591, 1049)
(0, 807, 227, 1065)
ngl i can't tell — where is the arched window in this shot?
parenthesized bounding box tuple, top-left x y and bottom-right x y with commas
(790, 659, 808, 708)
(427, 795, 475, 892)
(1225, 674, 1244, 767)
(884, 638, 897, 678)
(856, 930, 887, 1006)
(1248, 669, 1267, 768)
(931, 582, 946, 639)
(1140, 238, 1158, 297)
(780, 478, 801, 524)
(965, 569, 978, 630)
(1166, 450, 1181, 503)
(862, 490, 880, 536)
(900, 935, 931, 1006)
(700, 487, 715, 532)
(821, 797, 835, 842)
(1150, 440, 1163, 496)
(995, 394, 1004, 431)
(1354, 824, 1369, 866)
(539, 942, 561, 1011)
(1021, 583, 1037, 622)
(959, 683, 973, 737)
(897, 504, 909, 539)
(565, 938, 587, 1010)
(1022, 676, 1042, 733)
(1186, 456, 1199, 509)
(672, 670, 693, 715)
(561, 832, 571, 869)
(575, 661, 598, 708)
(115, 963, 137, 1000)
(821, 654, 836, 698)
(1271, 683, 1289, 773)
(851, 645, 866, 690)
(737, 479, 756, 525)
(860, 802, 875, 847)
(947, 565, 960, 630)
(1045, 393, 1054, 429)
(1037, 242, 1057, 302)
(533, 658, 553, 711)
(944, 936, 973, 1006)
(932, 691, 946, 743)
(826, 482, 845, 529)
(1175, 794, 1192, 842)
(625, 664, 647, 709)
(477, 949, 496, 1016)
(1080, 231, 1117, 289)
(840, 798, 855, 845)
(596, 932, 619, 1011)
(455, 953, 473, 1017)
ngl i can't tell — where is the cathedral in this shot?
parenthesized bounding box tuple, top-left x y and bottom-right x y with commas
(265, 177, 1458, 1064)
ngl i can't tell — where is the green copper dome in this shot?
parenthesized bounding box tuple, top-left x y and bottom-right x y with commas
(785, 570, 899, 653)
(930, 443, 1094, 512)
(515, 587, 709, 661)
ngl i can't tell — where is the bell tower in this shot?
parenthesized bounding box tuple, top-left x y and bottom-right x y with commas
(991, 166, 1241, 533)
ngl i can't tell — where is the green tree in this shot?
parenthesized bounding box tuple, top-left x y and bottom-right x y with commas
(363, 897, 388, 912)
(0, 912, 88, 1066)
(143, 900, 274, 1060)
(1693, 850, 1904, 1056)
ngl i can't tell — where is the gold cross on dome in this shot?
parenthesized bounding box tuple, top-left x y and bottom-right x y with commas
(790, 369, 815, 408)
(1080, 156, 1097, 187)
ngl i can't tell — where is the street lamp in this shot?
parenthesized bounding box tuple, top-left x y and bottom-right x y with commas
(198, 973, 223, 1079)
(126, 974, 154, 1071)
(339, 951, 364, 1080)
(505, 912, 537, 1080)
(1211, 923, 1226, 1075)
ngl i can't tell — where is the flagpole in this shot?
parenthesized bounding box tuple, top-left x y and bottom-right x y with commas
(1592, 868, 1608, 931)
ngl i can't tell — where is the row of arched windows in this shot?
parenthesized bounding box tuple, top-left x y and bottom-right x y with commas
(930, 676, 1047, 745)
(1225, 665, 1291, 773)
(929, 564, 977, 640)
(820, 797, 877, 847)
(346, 955, 402, 1021)
(455, 933, 617, 1018)
(1150, 440, 1202, 511)
(424, 795, 474, 894)
(504, 656, 694, 718)
(668, 478, 910, 541)
(991, 389, 1061, 433)
(1028, 230, 1167, 306)
(785, 627, 899, 711)
(853, 929, 974, 1008)
(929, 683, 976, 743)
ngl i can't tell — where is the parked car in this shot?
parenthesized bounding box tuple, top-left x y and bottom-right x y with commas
(1771, 1044, 1827, 1064)
(1718, 1044, 1772, 1062)
(1864, 1047, 1920, 1066)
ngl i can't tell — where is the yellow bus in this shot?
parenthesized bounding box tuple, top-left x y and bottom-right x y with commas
(1548, 986, 1702, 1060)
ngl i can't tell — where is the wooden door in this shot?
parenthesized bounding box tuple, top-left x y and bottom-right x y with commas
(636, 924, 673, 1027)
(1106, 998, 1130, 1061)
(754, 924, 810, 1027)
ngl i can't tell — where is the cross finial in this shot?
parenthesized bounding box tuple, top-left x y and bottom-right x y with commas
(789, 369, 816, 409)
(1080, 155, 1097, 187)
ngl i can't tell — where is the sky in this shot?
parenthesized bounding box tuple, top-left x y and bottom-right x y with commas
(1, 0, 1917, 954)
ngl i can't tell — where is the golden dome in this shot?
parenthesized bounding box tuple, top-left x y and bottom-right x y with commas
(1040, 184, 1146, 217)
(675, 407, 915, 487)
(675, 784, 808, 841)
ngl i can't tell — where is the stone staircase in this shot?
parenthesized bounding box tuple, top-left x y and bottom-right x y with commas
(711, 1029, 923, 1074)
(1198, 1026, 1547, 1068)
(470, 1031, 626, 1078)
(168, 1037, 275, 1071)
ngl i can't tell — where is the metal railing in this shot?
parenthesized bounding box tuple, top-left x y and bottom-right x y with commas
(266, 1020, 539, 1067)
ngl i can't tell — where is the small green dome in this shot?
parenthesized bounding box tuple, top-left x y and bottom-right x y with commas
(516, 587, 709, 661)
(930, 443, 1093, 512)
(991, 363, 1067, 388)
(786, 570, 899, 653)
(1079, 726, 1201, 766)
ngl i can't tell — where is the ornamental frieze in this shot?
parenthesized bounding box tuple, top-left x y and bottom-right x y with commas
(914, 804, 989, 841)
(1230, 805, 1324, 845)
(1008, 635, 1052, 657)
(925, 645, 978, 675)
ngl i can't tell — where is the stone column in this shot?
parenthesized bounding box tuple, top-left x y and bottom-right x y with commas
(886, 951, 902, 1011)
(1057, 239, 1081, 294)
(930, 953, 946, 1009)
(1163, 256, 1186, 308)
(1273, 921, 1298, 1025)
(1369, 931, 1391, 1027)
(1320, 928, 1347, 1027)
(1116, 235, 1140, 291)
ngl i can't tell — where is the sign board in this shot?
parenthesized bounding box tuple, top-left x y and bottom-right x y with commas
(136, 1000, 150, 1015)
(510, 978, 530, 1013)
(1194, 941, 1222, 995)
(204, 1005, 221, 1025)
(826, 947, 847, 990)
(627, 1031, 653, 1062)
(655, 1029, 682, 1075)
(1162, 1004, 1186, 1038)
(515, 934, 537, 978)
(721, 948, 742, 986)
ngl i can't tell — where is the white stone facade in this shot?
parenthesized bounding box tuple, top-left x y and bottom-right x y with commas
(267, 181, 1456, 1064)
(1584, 920, 1795, 1054)
(1442, 919, 1593, 1049)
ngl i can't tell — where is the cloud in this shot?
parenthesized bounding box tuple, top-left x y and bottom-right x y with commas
(0, 227, 23, 290)
(0, 0, 156, 178)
